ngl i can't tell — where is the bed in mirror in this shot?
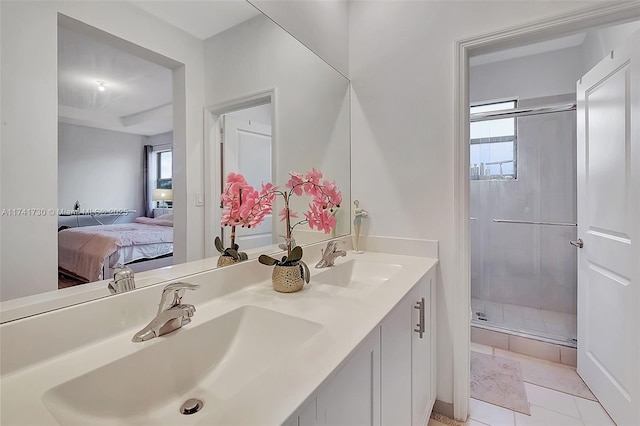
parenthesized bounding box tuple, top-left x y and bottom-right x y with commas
(0, 0, 350, 322)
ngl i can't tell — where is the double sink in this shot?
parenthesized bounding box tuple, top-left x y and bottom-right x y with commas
(41, 257, 403, 424)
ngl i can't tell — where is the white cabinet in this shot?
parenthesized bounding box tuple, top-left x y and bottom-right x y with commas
(317, 329, 380, 426)
(291, 329, 380, 426)
(411, 275, 436, 426)
(287, 271, 435, 426)
(286, 398, 317, 426)
(381, 273, 435, 426)
(380, 287, 413, 425)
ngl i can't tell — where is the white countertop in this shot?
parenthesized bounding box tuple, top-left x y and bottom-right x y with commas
(0, 244, 437, 425)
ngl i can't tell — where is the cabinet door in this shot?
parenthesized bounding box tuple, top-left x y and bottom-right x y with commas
(317, 329, 380, 426)
(282, 415, 299, 426)
(380, 286, 416, 425)
(411, 275, 433, 426)
(298, 398, 318, 426)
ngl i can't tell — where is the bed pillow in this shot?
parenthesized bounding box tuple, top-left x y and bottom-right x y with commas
(135, 216, 173, 227)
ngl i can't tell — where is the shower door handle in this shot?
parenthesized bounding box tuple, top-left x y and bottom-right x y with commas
(570, 238, 584, 248)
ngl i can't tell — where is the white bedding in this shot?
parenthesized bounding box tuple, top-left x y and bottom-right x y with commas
(107, 242, 173, 269)
(58, 221, 173, 282)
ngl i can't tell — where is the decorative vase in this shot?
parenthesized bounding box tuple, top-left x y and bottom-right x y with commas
(272, 263, 305, 293)
(217, 255, 239, 267)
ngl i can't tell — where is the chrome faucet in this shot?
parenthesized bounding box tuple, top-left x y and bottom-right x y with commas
(315, 240, 347, 268)
(108, 264, 136, 294)
(132, 282, 200, 342)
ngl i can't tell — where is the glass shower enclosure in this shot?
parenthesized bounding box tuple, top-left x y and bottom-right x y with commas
(470, 98, 578, 347)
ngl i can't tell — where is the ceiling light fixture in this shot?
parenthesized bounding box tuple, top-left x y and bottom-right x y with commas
(97, 81, 107, 92)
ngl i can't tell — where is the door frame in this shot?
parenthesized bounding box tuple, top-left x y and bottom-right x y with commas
(452, 3, 640, 421)
(203, 89, 277, 258)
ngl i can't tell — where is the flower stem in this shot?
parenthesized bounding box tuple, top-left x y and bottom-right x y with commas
(284, 192, 291, 256)
(231, 187, 243, 248)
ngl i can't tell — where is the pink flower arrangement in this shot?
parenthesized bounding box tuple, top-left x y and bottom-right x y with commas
(220, 173, 276, 229)
(284, 169, 342, 235)
(216, 173, 276, 259)
(219, 168, 342, 257)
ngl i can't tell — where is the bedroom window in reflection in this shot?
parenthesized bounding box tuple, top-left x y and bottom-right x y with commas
(157, 150, 172, 190)
(470, 100, 517, 180)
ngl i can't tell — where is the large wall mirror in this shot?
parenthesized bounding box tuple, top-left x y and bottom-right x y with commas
(0, 0, 350, 321)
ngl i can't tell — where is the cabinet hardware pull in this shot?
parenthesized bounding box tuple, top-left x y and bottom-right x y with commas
(414, 297, 425, 338)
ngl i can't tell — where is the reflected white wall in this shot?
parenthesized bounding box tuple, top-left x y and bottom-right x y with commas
(58, 123, 145, 226)
(203, 14, 351, 240)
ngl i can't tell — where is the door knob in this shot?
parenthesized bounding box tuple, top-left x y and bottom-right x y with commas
(570, 238, 584, 248)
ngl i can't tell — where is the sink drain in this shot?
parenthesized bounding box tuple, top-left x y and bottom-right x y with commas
(180, 398, 204, 415)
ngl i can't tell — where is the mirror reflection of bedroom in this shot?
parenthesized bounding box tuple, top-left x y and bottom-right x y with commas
(57, 20, 174, 289)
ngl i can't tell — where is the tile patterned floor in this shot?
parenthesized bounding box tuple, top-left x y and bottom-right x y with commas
(428, 344, 615, 426)
(471, 299, 577, 342)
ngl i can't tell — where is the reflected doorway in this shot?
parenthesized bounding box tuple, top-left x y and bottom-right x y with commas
(219, 101, 274, 251)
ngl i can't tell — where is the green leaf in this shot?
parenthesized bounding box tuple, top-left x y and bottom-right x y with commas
(287, 245, 303, 264)
(239, 252, 249, 261)
(214, 236, 225, 253)
(300, 260, 310, 283)
(259, 255, 279, 266)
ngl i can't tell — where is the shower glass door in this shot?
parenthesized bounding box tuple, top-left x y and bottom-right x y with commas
(470, 99, 577, 346)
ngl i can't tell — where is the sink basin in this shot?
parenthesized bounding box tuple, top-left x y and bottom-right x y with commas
(42, 306, 322, 425)
(313, 259, 402, 289)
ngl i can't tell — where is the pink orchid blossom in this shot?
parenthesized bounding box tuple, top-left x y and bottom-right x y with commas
(220, 173, 265, 229)
(221, 169, 341, 256)
(279, 207, 298, 222)
(286, 172, 305, 196)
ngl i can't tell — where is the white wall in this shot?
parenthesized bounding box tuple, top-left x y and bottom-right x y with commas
(1, 1, 59, 300)
(58, 123, 144, 227)
(249, 0, 349, 77)
(581, 20, 640, 73)
(470, 46, 584, 103)
(147, 131, 173, 149)
(203, 14, 351, 241)
(348, 0, 601, 408)
(0, 1, 205, 300)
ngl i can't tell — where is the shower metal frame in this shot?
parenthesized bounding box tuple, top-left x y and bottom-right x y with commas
(470, 102, 576, 122)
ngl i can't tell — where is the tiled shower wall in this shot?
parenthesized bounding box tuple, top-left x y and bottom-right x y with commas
(470, 95, 577, 315)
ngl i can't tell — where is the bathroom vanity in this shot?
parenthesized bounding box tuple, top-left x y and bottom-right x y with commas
(0, 237, 437, 425)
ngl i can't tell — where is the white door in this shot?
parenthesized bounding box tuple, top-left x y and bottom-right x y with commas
(576, 31, 639, 426)
(221, 114, 273, 250)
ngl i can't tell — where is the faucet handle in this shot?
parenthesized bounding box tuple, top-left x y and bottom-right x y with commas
(326, 240, 342, 251)
(158, 282, 200, 314)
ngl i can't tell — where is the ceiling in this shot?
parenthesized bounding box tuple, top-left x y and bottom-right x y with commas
(58, 1, 260, 136)
(131, 0, 260, 41)
(58, 25, 173, 136)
